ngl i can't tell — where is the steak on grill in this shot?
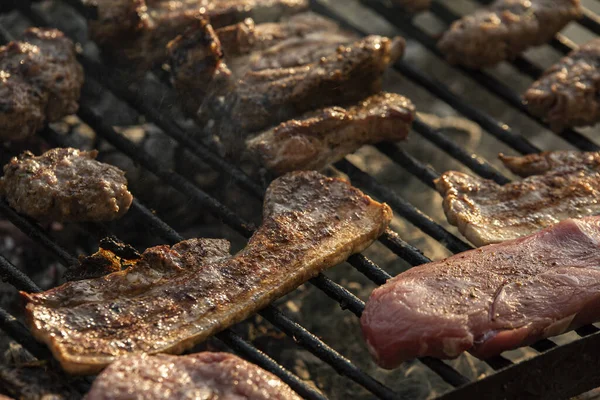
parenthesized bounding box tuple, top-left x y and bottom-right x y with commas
(84, 0, 309, 70)
(361, 215, 600, 368)
(0, 28, 83, 141)
(85, 352, 301, 400)
(0, 148, 133, 222)
(434, 151, 600, 246)
(438, 0, 582, 68)
(23, 171, 392, 374)
(524, 38, 600, 131)
(246, 92, 416, 175)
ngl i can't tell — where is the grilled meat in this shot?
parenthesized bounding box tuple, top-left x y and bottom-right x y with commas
(438, 0, 582, 68)
(435, 151, 600, 246)
(523, 38, 600, 131)
(85, 352, 301, 399)
(362, 216, 600, 368)
(0, 148, 133, 222)
(391, 0, 431, 12)
(246, 92, 416, 175)
(23, 171, 392, 374)
(0, 28, 83, 141)
(85, 0, 309, 70)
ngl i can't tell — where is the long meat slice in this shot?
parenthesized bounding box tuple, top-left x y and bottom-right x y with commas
(246, 92, 416, 175)
(435, 151, 600, 246)
(0, 28, 83, 141)
(23, 171, 392, 374)
(438, 0, 581, 68)
(84, 0, 309, 70)
(524, 38, 600, 132)
(361, 216, 600, 368)
(85, 352, 301, 399)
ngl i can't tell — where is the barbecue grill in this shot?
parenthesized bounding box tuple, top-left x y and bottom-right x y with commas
(0, 0, 599, 398)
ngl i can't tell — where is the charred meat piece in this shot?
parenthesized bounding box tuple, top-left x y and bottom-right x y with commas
(0, 28, 83, 141)
(523, 38, 600, 131)
(246, 92, 416, 175)
(0, 148, 133, 222)
(85, 352, 301, 399)
(23, 171, 392, 374)
(438, 0, 582, 68)
(168, 12, 356, 116)
(435, 151, 600, 246)
(362, 216, 600, 368)
(85, 0, 309, 70)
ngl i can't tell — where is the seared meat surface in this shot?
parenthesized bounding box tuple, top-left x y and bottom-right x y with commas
(362, 216, 600, 368)
(0, 28, 83, 141)
(24, 171, 392, 374)
(85, 352, 301, 399)
(438, 0, 581, 68)
(247, 92, 415, 175)
(0, 148, 132, 222)
(524, 38, 600, 131)
(435, 151, 600, 246)
(85, 0, 309, 70)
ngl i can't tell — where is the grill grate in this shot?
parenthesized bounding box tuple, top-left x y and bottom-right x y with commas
(0, 0, 599, 398)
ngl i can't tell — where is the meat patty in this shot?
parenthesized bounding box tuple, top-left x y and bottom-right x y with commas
(84, 0, 309, 71)
(438, 0, 582, 68)
(23, 171, 392, 374)
(523, 38, 600, 131)
(0, 28, 83, 141)
(85, 353, 301, 400)
(361, 216, 600, 368)
(435, 151, 600, 246)
(0, 148, 132, 222)
(246, 92, 415, 175)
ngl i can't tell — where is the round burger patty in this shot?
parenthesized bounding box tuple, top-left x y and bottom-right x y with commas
(0, 147, 133, 222)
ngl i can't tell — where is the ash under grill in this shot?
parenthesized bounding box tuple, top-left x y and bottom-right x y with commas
(0, 0, 600, 399)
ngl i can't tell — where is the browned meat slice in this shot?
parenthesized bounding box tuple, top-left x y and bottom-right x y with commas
(499, 150, 600, 177)
(23, 171, 392, 374)
(361, 216, 600, 368)
(0, 28, 83, 141)
(167, 12, 356, 116)
(523, 38, 600, 131)
(85, 0, 309, 70)
(0, 148, 133, 222)
(435, 151, 600, 246)
(438, 0, 582, 68)
(390, 0, 431, 12)
(85, 353, 301, 399)
(246, 92, 416, 175)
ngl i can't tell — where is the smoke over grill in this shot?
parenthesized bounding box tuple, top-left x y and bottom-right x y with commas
(0, 0, 600, 399)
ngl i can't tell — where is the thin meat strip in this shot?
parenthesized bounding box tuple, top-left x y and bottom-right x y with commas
(362, 216, 600, 368)
(438, 0, 581, 68)
(23, 171, 392, 374)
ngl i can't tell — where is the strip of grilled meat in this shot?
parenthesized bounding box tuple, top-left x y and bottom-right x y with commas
(435, 151, 600, 246)
(23, 171, 392, 374)
(524, 38, 600, 131)
(84, 0, 309, 70)
(85, 353, 301, 399)
(0, 148, 133, 222)
(0, 28, 83, 141)
(438, 0, 582, 68)
(246, 92, 415, 175)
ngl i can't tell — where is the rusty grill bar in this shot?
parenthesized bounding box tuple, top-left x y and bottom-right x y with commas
(0, 0, 599, 398)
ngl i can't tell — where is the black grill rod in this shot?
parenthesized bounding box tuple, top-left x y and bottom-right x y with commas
(0, 201, 79, 267)
(12, 4, 264, 201)
(361, 0, 600, 153)
(425, 1, 599, 152)
(0, 254, 40, 294)
(36, 128, 408, 398)
(335, 159, 472, 254)
(0, 307, 52, 361)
